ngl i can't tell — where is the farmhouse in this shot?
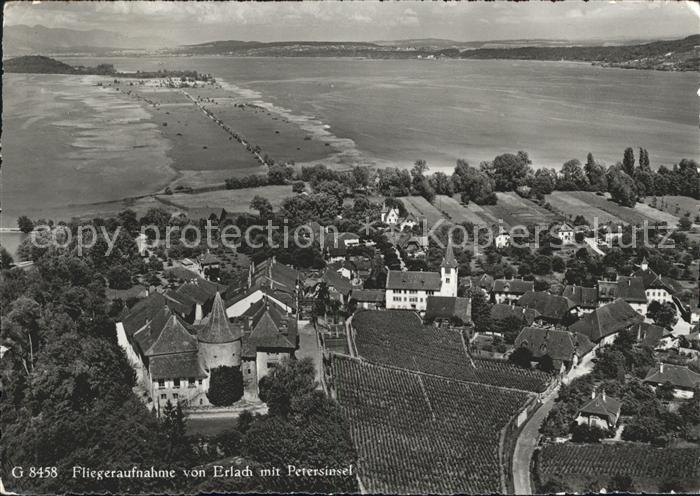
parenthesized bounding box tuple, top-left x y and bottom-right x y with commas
(514, 327, 594, 373)
(385, 241, 458, 311)
(597, 276, 648, 315)
(568, 299, 644, 345)
(490, 303, 541, 326)
(492, 278, 535, 304)
(516, 291, 577, 325)
(425, 296, 472, 325)
(575, 390, 622, 430)
(632, 322, 675, 349)
(350, 289, 386, 310)
(562, 285, 598, 313)
(643, 363, 700, 399)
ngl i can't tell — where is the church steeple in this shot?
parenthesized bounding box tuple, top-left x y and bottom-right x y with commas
(441, 238, 458, 270)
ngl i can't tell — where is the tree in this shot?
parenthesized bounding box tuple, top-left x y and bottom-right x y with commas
(509, 346, 533, 369)
(107, 265, 132, 290)
(161, 400, 194, 466)
(622, 147, 635, 176)
(537, 354, 555, 373)
(0, 247, 14, 269)
(558, 159, 589, 190)
(258, 358, 317, 417)
(678, 215, 692, 231)
(250, 195, 273, 220)
(17, 216, 34, 234)
(607, 167, 638, 207)
(207, 366, 244, 406)
(609, 474, 636, 493)
(647, 301, 677, 329)
(540, 476, 572, 494)
(638, 147, 650, 171)
(531, 168, 557, 196)
(453, 160, 497, 205)
(571, 423, 607, 443)
(584, 153, 607, 192)
(481, 151, 532, 192)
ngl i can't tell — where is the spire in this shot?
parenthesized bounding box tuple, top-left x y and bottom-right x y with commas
(198, 292, 241, 343)
(640, 257, 649, 271)
(441, 238, 458, 269)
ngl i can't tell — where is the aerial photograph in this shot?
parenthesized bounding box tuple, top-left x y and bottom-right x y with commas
(0, 1, 699, 494)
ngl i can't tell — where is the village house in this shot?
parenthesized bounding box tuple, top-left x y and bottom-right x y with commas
(398, 212, 419, 231)
(632, 322, 675, 350)
(554, 223, 575, 245)
(597, 276, 648, 316)
(516, 291, 577, 326)
(514, 327, 594, 373)
(198, 251, 221, 279)
(562, 285, 598, 314)
(350, 288, 386, 310)
(324, 231, 361, 261)
(631, 257, 680, 305)
(163, 276, 224, 323)
(495, 227, 511, 249)
(492, 278, 535, 304)
(461, 274, 495, 296)
(568, 298, 644, 345)
(380, 204, 400, 225)
(226, 257, 299, 318)
(575, 390, 622, 431)
(385, 241, 458, 311)
(643, 363, 700, 399)
(490, 303, 541, 327)
(424, 296, 472, 326)
(240, 302, 298, 399)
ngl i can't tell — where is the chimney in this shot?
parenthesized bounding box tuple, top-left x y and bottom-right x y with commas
(601, 390, 606, 402)
(637, 324, 642, 342)
(591, 388, 596, 399)
(659, 362, 664, 373)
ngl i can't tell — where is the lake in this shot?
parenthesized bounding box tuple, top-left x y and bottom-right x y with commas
(2, 56, 697, 226)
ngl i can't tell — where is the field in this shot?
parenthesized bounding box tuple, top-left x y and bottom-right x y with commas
(481, 192, 561, 228)
(434, 195, 489, 225)
(547, 191, 683, 227)
(351, 310, 551, 392)
(156, 184, 295, 214)
(332, 355, 531, 494)
(642, 195, 699, 221)
(401, 196, 447, 227)
(537, 443, 700, 493)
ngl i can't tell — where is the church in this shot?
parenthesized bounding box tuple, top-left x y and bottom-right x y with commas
(385, 240, 458, 311)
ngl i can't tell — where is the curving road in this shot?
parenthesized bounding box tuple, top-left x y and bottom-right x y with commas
(512, 386, 560, 495)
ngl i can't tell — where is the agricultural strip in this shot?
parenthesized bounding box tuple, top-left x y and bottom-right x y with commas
(547, 191, 622, 225)
(434, 195, 490, 225)
(402, 195, 447, 227)
(332, 355, 532, 494)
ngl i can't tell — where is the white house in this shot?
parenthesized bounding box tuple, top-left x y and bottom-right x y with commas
(381, 204, 400, 225)
(643, 363, 700, 399)
(492, 279, 534, 304)
(555, 223, 575, 245)
(385, 241, 458, 311)
(495, 227, 511, 249)
(575, 390, 621, 431)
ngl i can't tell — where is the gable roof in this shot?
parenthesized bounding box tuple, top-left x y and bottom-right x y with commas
(632, 322, 672, 348)
(562, 285, 598, 309)
(250, 258, 299, 293)
(386, 270, 442, 291)
(490, 303, 540, 325)
(198, 292, 242, 343)
(322, 269, 354, 296)
(242, 304, 297, 356)
(120, 292, 167, 338)
(350, 289, 386, 303)
(598, 277, 647, 303)
(165, 277, 224, 315)
(200, 251, 221, 265)
(149, 352, 207, 380)
(139, 312, 198, 357)
(643, 363, 700, 390)
(463, 274, 495, 293)
(425, 296, 471, 322)
(568, 299, 644, 342)
(577, 393, 622, 425)
(515, 327, 594, 362)
(493, 279, 535, 295)
(517, 291, 576, 321)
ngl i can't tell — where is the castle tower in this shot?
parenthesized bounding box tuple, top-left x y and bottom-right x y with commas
(197, 292, 242, 369)
(440, 238, 458, 297)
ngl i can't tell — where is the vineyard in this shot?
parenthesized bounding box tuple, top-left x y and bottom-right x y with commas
(351, 310, 551, 392)
(332, 355, 532, 494)
(402, 195, 447, 227)
(537, 443, 700, 492)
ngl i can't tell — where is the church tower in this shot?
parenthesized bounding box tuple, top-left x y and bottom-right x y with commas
(440, 238, 458, 297)
(197, 292, 242, 369)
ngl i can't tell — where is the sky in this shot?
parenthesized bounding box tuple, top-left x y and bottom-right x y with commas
(4, 1, 699, 45)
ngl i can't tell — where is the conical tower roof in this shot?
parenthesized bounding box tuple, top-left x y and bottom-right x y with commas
(198, 292, 241, 343)
(441, 238, 458, 269)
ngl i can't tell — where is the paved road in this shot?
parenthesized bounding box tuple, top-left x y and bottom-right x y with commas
(512, 386, 560, 495)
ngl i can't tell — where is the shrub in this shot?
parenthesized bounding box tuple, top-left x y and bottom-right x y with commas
(207, 366, 244, 406)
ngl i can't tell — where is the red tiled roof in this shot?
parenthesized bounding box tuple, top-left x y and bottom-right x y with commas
(568, 299, 644, 342)
(197, 292, 242, 343)
(577, 392, 622, 425)
(644, 363, 700, 390)
(562, 285, 598, 309)
(425, 296, 471, 322)
(517, 291, 575, 322)
(493, 279, 534, 295)
(515, 327, 594, 362)
(149, 352, 207, 380)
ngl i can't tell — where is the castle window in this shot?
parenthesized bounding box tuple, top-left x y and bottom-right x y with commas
(188, 378, 195, 387)
(160, 394, 167, 400)
(173, 378, 180, 389)
(198, 379, 203, 385)
(157, 379, 165, 389)
(173, 393, 179, 400)
(446, 278, 450, 283)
